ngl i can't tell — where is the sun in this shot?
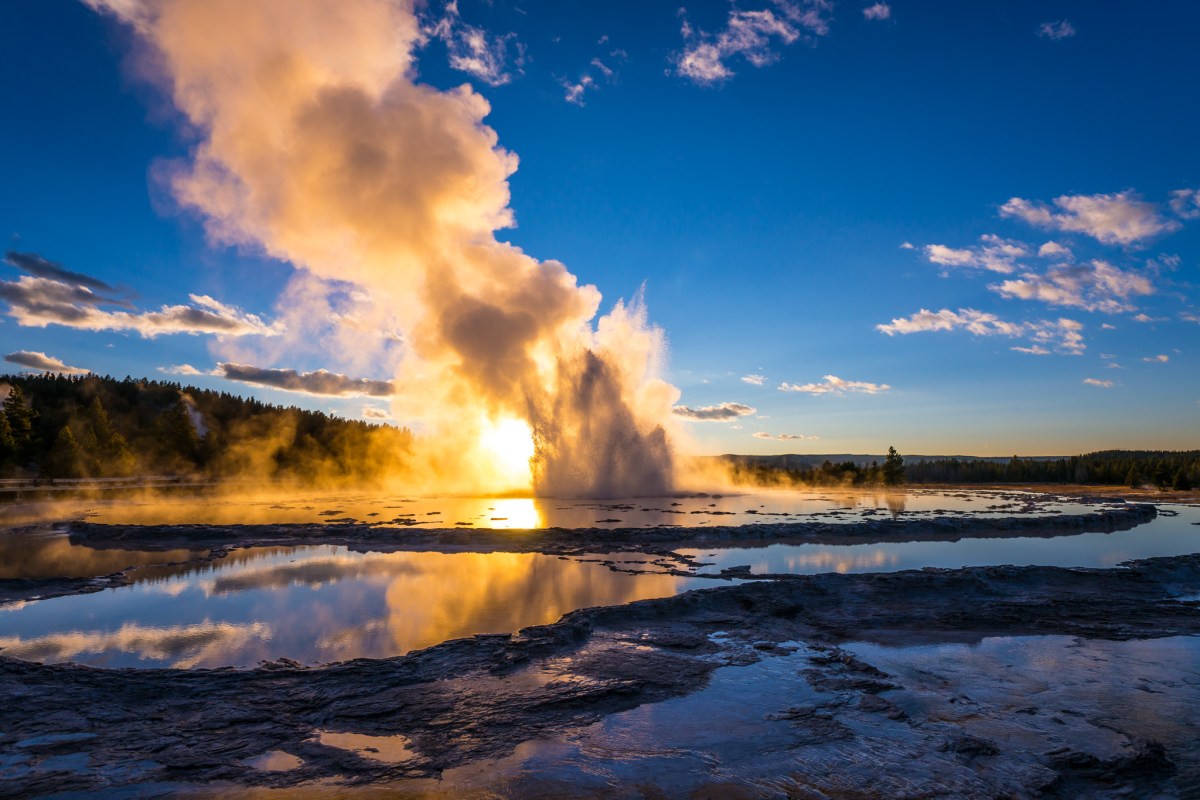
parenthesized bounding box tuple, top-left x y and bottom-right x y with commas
(479, 416, 536, 489)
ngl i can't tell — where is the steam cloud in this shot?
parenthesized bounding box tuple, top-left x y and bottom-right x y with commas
(84, 0, 679, 497)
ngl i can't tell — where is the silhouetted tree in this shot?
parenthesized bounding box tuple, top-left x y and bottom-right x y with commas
(883, 446, 905, 486)
(44, 425, 82, 479)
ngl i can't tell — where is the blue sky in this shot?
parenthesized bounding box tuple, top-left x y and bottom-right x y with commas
(1, 0, 1197, 456)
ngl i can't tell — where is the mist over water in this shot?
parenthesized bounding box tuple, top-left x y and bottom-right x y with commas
(84, 0, 679, 497)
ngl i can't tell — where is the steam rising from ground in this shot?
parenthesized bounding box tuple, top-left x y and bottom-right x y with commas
(85, 0, 679, 496)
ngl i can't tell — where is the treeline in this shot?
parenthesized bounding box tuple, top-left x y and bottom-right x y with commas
(904, 451, 1197, 490)
(0, 373, 412, 485)
(726, 449, 1198, 490)
(726, 447, 908, 488)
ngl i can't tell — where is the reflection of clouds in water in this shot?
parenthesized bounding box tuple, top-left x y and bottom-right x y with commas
(202, 553, 419, 595)
(785, 549, 900, 574)
(0, 621, 271, 668)
(383, 552, 681, 655)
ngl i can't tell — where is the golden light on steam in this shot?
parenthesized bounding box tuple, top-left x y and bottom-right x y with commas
(479, 416, 536, 490)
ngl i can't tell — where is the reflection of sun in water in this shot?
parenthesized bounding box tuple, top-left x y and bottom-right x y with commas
(480, 416, 536, 489)
(489, 498, 542, 529)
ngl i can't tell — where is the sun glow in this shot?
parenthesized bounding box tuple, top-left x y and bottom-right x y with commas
(479, 417, 536, 490)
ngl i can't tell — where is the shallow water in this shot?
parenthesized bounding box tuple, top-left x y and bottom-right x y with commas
(684, 503, 1200, 575)
(409, 634, 1200, 798)
(0, 546, 725, 668)
(2, 491, 1197, 671)
(16, 487, 1115, 529)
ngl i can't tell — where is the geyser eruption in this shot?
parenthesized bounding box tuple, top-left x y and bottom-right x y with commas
(85, 0, 679, 496)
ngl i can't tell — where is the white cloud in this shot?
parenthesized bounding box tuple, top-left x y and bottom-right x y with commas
(1037, 241, 1072, 260)
(779, 375, 891, 395)
(1132, 313, 1166, 323)
(1101, 323, 1117, 330)
(991, 259, 1154, 313)
(426, 0, 525, 86)
(923, 235, 1029, 274)
(1083, 378, 1113, 388)
(1142, 354, 1169, 363)
(1010, 345, 1050, 355)
(4, 350, 89, 374)
(1181, 312, 1200, 324)
(899, 241, 915, 250)
(1169, 188, 1200, 220)
(741, 373, 766, 386)
(1000, 191, 1180, 246)
(862, 3, 890, 21)
(674, 1, 833, 85)
(362, 405, 391, 420)
(157, 364, 203, 376)
(876, 308, 1085, 354)
(754, 431, 816, 440)
(672, 401, 757, 421)
(560, 75, 596, 105)
(1037, 20, 1076, 40)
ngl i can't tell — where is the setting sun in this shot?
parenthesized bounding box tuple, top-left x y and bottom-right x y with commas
(479, 416, 536, 488)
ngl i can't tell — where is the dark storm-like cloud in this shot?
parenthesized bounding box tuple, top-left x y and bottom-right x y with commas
(217, 363, 395, 397)
(4, 250, 118, 293)
(671, 401, 756, 421)
(4, 350, 90, 374)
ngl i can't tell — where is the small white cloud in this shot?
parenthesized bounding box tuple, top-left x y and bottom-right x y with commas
(4, 350, 89, 375)
(877, 308, 1086, 354)
(1169, 188, 1200, 220)
(1037, 241, 1073, 260)
(673, 1, 833, 85)
(899, 241, 915, 250)
(1037, 20, 1076, 40)
(741, 373, 766, 386)
(361, 405, 391, 420)
(1132, 313, 1166, 323)
(1142, 354, 1169, 363)
(1101, 323, 1117, 330)
(426, 0, 525, 86)
(157, 364, 204, 376)
(923, 235, 1029, 274)
(1181, 312, 1200, 324)
(672, 401, 757, 421)
(991, 259, 1154, 314)
(1000, 191, 1180, 247)
(753, 431, 814, 440)
(779, 375, 891, 395)
(1011, 345, 1050, 355)
(1083, 378, 1113, 387)
(862, 3, 890, 21)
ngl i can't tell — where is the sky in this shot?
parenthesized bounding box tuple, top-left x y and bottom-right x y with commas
(0, 0, 1198, 458)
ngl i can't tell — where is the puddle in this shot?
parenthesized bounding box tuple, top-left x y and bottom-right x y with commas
(0, 547, 726, 668)
(683, 503, 1200, 575)
(310, 731, 415, 763)
(244, 751, 303, 772)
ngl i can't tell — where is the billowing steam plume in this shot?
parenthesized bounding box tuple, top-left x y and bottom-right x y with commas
(84, 0, 680, 496)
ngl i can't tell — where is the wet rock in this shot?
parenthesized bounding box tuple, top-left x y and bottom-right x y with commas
(940, 734, 999, 757)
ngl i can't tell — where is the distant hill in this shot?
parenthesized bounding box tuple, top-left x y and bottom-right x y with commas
(0, 373, 412, 484)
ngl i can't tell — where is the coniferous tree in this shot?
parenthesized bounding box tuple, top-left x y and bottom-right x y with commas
(883, 446, 905, 486)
